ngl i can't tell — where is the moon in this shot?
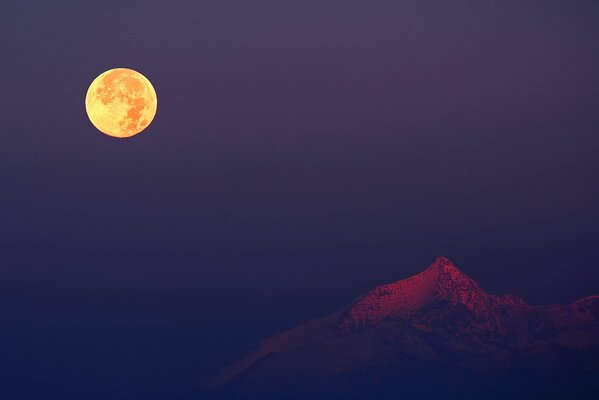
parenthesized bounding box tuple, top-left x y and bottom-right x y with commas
(85, 68, 157, 138)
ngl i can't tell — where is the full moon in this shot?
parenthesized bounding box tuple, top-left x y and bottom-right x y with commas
(85, 68, 157, 138)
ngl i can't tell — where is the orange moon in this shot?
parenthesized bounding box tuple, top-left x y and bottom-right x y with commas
(85, 68, 157, 138)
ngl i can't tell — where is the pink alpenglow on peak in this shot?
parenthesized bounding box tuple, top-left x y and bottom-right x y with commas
(337, 256, 523, 333)
(207, 257, 599, 390)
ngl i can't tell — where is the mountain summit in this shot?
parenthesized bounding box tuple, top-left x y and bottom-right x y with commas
(206, 257, 599, 399)
(336, 256, 523, 333)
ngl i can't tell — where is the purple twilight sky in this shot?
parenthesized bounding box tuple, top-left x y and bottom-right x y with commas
(1, 1, 598, 399)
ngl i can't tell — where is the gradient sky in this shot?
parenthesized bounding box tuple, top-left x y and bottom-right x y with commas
(1, 1, 599, 399)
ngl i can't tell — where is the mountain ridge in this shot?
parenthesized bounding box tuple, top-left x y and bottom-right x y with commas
(206, 257, 599, 397)
(335, 256, 525, 333)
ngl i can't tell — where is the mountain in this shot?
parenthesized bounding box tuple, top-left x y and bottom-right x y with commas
(205, 257, 599, 399)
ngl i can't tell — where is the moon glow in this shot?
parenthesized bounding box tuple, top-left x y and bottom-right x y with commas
(85, 68, 157, 138)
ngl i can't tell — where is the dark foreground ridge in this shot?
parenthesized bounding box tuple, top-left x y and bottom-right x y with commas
(204, 257, 599, 399)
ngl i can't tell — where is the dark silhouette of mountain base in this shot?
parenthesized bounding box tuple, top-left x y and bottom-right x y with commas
(204, 257, 599, 399)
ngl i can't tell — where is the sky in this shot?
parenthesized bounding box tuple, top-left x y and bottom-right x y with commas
(1, 1, 599, 399)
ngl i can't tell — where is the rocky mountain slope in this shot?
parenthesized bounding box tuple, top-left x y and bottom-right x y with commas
(205, 257, 599, 399)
